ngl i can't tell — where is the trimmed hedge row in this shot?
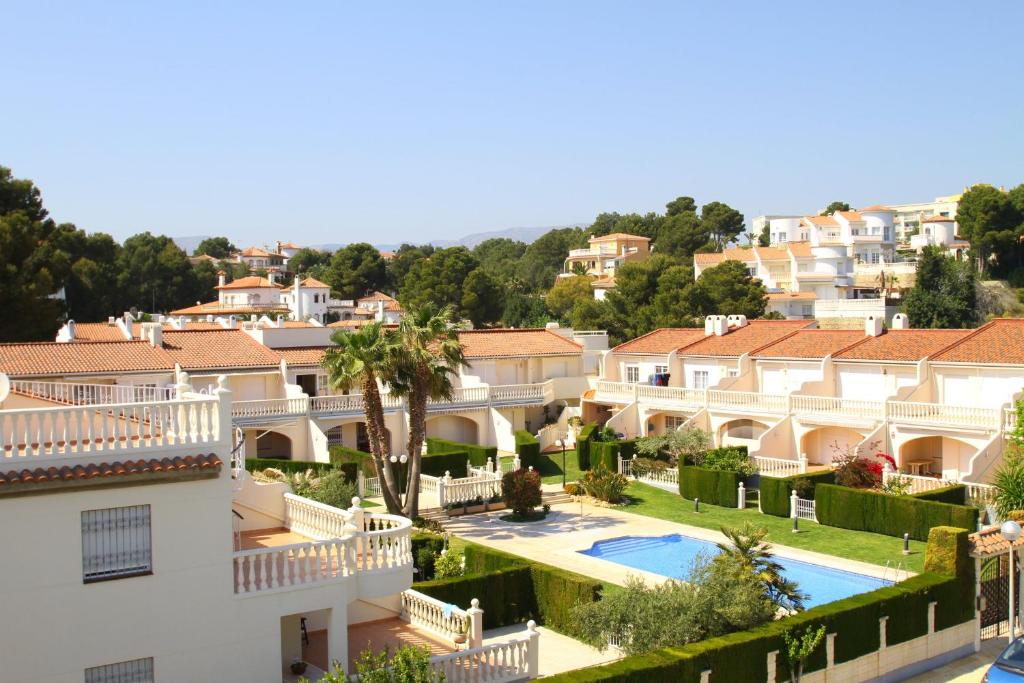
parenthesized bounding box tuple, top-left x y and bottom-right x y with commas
(815, 483, 978, 541)
(576, 423, 599, 470)
(426, 437, 496, 467)
(515, 430, 542, 469)
(678, 464, 741, 508)
(911, 484, 967, 506)
(759, 470, 837, 517)
(541, 528, 974, 682)
(245, 458, 335, 475)
(416, 542, 603, 634)
(589, 439, 638, 473)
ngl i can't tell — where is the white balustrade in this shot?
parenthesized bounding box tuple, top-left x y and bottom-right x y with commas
(635, 384, 705, 407)
(752, 455, 804, 478)
(284, 493, 354, 539)
(887, 401, 1000, 429)
(310, 394, 364, 414)
(708, 390, 787, 413)
(401, 589, 470, 643)
(881, 471, 998, 506)
(232, 397, 308, 418)
(0, 396, 222, 461)
(233, 538, 355, 594)
(428, 386, 489, 408)
(791, 395, 885, 420)
(359, 512, 414, 571)
(439, 471, 502, 507)
(594, 381, 636, 402)
(430, 623, 539, 683)
(9, 380, 174, 406)
(488, 382, 549, 405)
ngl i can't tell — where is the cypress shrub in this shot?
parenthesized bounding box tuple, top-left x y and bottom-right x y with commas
(577, 423, 599, 470)
(590, 441, 620, 472)
(815, 484, 979, 541)
(912, 484, 967, 506)
(759, 470, 836, 517)
(416, 566, 535, 628)
(426, 437, 495, 466)
(678, 464, 740, 507)
(421, 449, 470, 477)
(515, 430, 542, 469)
(328, 444, 373, 469)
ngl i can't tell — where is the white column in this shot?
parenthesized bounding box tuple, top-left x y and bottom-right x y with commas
(738, 482, 746, 510)
(467, 598, 484, 649)
(327, 606, 347, 673)
(928, 601, 937, 635)
(526, 621, 540, 678)
(798, 453, 808, 474)
(790, 490, 799, 519)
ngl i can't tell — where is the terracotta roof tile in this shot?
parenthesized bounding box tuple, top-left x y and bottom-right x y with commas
(68, 323, 132, 342)
(860, 205, 891, 212)
(751, 330, 866, 359)
(970, 526, 1024, 557)
(613, 328, 707, 354)
(753, 246, 790, 261)
(273, 346, 329, 366)
(922, 215, 955, 223)
(837, 211, 864, 221)
(240, 247, 284, 258)
(457, 329, 582, 358)
(931, 319, 1024, 364)
(0, 454, 222, 490)
(589, 232, 651, 242)
(216, 276, 282, 290)
(0, 341, 174, 377)
(281, 277, 331, 292)
(834, 329, 974, 362)
(161, 330, 283, 370)
(677, 320, 814, 358)
(787, 242, 814, 258)
(804, 215, 839, 227)
(170, 301, 288, 315)
(693, 253, 726, 266)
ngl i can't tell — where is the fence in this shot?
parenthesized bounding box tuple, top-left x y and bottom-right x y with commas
(790, 491, 818, 522)
(881, 470, 998, 506)
(428, 622, 540, 683)
(401, 589, 477, 646)
(751, 455, 805, 478)
(617, 457, 679, 491)
(9, 380, 175, 406)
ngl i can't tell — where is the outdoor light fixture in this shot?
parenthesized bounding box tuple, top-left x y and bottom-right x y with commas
(1001, 520, 1022, 643)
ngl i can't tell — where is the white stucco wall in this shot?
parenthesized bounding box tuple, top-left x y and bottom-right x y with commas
(836, 364, 917, 400)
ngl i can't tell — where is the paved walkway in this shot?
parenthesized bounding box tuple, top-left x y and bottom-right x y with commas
(901, 637, 1002, 682)
(444, 499, 895, 587)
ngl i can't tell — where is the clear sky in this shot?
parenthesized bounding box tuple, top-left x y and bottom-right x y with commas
(2, 1, 1022, 246)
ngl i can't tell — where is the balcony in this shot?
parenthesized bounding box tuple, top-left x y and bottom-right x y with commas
(791, 395, 885, 422)
(888, 401, 1002, 430)
(9, 380, 175, 406)
(233, 493, 412, 597)
(707, 389, 788, 413)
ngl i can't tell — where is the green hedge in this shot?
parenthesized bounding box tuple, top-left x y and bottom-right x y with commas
(577, 423, 599, 470)
(421, 543, 603, 634)
(590, 441, 619, 472)
(515, 430, 542, 469)
(541, 527, 974, 682)
(815, 484, 979, 541)
(426, 437, 496, 467)
(759, 470, 836, 517)
(678, 464, 741, 508)
(245, 458, 336, 475)
(912, 484, 967, 506)
(422, 449, 469, 477)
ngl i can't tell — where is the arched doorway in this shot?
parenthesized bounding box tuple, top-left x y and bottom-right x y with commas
(718, 419, 769, 447)
(256, 431, 292, 459)
(800, 426, 867, 465)
(899, 436, 974, 477)
(426, 415, 479, 444)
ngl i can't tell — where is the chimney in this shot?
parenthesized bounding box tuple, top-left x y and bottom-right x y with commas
(140, 322, 163, 347)
(276, 314, 284, 327)
(727, 314, 748, 329)
(865, 314, 884, 337)
(276, 240, 283, 254)
(891, 313, 910, 330)
(713, 315, 729, 336)
(704, 316, 716, 336)
(66, 320, 76, 340)
(217, 270, 226, 288)
(206, 314, 214, 322)
(227, 315, 236, 329)
(294, 276, 303, 320)
(107, 316, 116, 326)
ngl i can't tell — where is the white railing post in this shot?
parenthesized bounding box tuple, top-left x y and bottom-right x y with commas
(512, 455, 521, 471)
(737, 482, 746, 509)
(526, 621, 540, 678)
(798, 453, 808, 474)
(212, 375, 231, 447)
(790, 490, 799, 519)
(349, 497, 365, 561)
(467, 598, 484, 648)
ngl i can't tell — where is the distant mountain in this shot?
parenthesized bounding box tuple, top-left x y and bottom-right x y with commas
(170, 235, 211, 255)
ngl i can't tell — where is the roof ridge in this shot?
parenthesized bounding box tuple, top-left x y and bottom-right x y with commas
(928, 319, 999, 359)
(746, 327, 806, 356)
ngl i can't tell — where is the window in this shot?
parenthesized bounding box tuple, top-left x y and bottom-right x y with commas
(654, 365, 669, 375)
(747, 267, 757, 277)
(779, 234, 787, 243)
(316, 374, 329, 395)
(81, 505, 152, 582)
(625, 365, 640, 383)
(692, 370, 709, 389)
(85, 658, 154, 683)
(727, 368, 739, 378)
(665, 415, 687, 431)
(802, 304, 813, 316)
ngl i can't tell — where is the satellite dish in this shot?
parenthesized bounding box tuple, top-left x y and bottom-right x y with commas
(0, 373, 9, 403)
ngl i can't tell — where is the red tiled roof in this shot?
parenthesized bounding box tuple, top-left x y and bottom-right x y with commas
(930, 319, 1024, 364)
(458, 329, 582, 358)
(216, 276, 282, 290)
(970, 526, 1024, 557)
(922, 215, 955, 223)
(613, 328, 707, 355)
(837, 210, 864, 221)
(240, 247, 284, 258)
(273, 346, 329, 366)
(693, 253, 726, 266)
(834, 329, 974, 362)
(281, 277, 331, 292)
(860, 205, 891, 212)
(68, 322, 132, 342)
(0, 341, 174, 377)
(676, 320, 815, 358)
(170, 301, 288, 315)
(787, 242, 814, 258)
(0, 454, 222, 491)
(754, 246, 790, 261)
(589, 232, 651, 242)
(751, 330, 866, 359)
(804, 215, 839, 227)
(161, 330, 283, 370)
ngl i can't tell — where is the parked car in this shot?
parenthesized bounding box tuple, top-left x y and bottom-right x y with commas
(986, 637, 1024, 681)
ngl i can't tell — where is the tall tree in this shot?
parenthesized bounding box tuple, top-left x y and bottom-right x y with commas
(472, 238, 527, 283)
(689, 260, 768, 319)
(116, 232, 204, 313)
(460, 269, 503, 326)
(546, 275, 595, 321)
(286, 247, 332, 276)
(321, 324, 403, 513)
(956, 184, 1021, 273)
(701, 201, 745, 251)
(387, 243, 434, 292)
(656, 211, 711, 258)
(757, 224, 771, 247)
(820, 201, 850, 215)
(400, 247, 479, 312)
(903, 246, 976, 328)
(193, 236, 237, 259)
(326, 242, 388, 298)
(665, 195, 697, 217)
(518, 227, 588, 291)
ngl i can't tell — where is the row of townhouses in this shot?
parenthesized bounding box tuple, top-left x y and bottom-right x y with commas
(1, 311, 1020, 681)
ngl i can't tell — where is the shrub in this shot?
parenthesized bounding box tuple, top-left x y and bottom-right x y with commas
(245, 458, 336, 476)
(759, 471, 835, 517)
(412, 533, 445, 581)
(911, 484, 967, 505)
(312, 644, 442, 683)
(310, 470, 358, 509)
(880, 473, 913, 496)
(327, 444, 373, 475)
(421, 449, 470, 477)
(502, 468, 542, 516)
(514, 430, 541, 469)
(565, 482, 582, 496)
(631, 457, 667, 477)
(679, 463, 741, 507)
(635, 426, 710, 465)
(815, 483, 978, 541)
(590, 440, 621, 472)
(995, 447, 1024, 519)
(433, 549, 464, 579)
(425, 437, 496, 467)
(703, 446, 755, 476)
(580, 462, 629, 503)
(577, 423, 599, 470)
(791, 477, 815, 500)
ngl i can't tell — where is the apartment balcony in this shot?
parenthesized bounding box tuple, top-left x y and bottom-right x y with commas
(887, 401, 1002, 431)
(791, 395, 885, 426)
(568, 247, 617, 258)
(591, 382, 787, 414)
(850, 233, 884, 243)
(233, 493, 412, 598)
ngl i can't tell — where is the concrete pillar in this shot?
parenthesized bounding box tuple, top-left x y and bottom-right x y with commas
(467, 598, 484, 648)
(826, 632, 836, 669)
(879, 616, 889, 649)
(526, 621, 540, 677)
(328, 607, 348, 674)
(738, 482, 746, 509)
(928, 601, 937, 634)
(280, 613, 303, 677)
(766, 651, 778, 683)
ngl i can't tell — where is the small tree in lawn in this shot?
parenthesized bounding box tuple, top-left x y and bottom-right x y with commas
(502, 468, 542, 517)
(783, 624, 826, 683)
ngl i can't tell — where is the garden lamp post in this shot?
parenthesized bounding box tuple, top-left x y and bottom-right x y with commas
(1001, 520, 1022, 643)
(390, 453, 409, 504)
(555, 437, 567, 487)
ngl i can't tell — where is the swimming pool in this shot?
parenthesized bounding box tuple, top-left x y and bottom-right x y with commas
(579, 534, 890, 608)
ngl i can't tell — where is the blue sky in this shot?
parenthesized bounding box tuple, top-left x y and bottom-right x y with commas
(2, 1, 1022, 246)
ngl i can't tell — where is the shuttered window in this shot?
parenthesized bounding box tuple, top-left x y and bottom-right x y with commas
(85, 657, 154, 683)
(81, 505, 152, 582)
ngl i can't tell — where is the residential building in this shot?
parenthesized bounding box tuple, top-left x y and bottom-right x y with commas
(589, 314, 1024, 487)
(888, 193, 962, 243)
(909, 215, 970, 256)
(561, 233, 650, 288)
(237, 245, 287, 271)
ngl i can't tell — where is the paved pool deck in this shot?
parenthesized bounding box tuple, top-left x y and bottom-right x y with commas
(444, 498, 902, 587)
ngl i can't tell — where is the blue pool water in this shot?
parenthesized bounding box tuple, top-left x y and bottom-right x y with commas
(580, 534, 890, 608)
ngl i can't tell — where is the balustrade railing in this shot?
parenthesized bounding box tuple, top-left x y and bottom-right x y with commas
(1006, 408, 1018, 433)
(887, 401, 1000, 429)
(752, 455, 804, 477)
(882, 470, 998, 506)
(359, 513, 413, 571)
(232, 397, 308, 418)
(594, 381, 637, 402)
(233, 538, 355, 594)
(708, 390, 788, 412)
(635, 384, 705, 406)
(9, 380, 174, 406)
(488, 382, 550, 405)
(0, 396, 222, 461)
(438, 471, 502, 507)
(310, 394, 363, 414)
(401, 589, 470, 643)
(791, 395, 885, 420)
(430, 625, 539, 683)
(428, 386, 489, 409)
(284, 493, 353, 539)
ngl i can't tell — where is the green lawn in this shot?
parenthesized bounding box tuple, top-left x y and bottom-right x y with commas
(624, 481, 926, 573)
(536, 449, 583, 485)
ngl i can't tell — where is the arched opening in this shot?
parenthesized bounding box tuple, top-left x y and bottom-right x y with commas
(426, 415, 479, 444)
(899, 436, 975, 477)
(325, 422, 391, 454)
(718, 419, 769, 447)
(800, 426, 867, 466)
(645, 412, 691, 437)
(256, 431, 292, 459)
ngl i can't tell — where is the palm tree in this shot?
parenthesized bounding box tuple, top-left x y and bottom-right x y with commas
(321, 323, 403, 514)
(389, 303, 467, 517)
(716, 523, 807, 611)
(570, 262, 590, 276)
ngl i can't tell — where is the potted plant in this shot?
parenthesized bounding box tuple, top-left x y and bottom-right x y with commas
(290, 659, 308, 675)
(486, 492, 504, 511)
(446, 501, 463, 517)
(466, 495, 487, 514)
